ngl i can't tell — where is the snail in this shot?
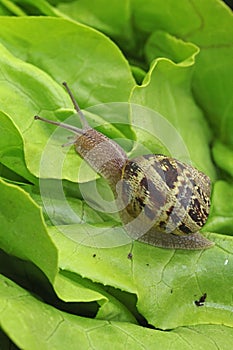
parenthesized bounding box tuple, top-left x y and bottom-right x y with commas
(34, 82, 213, 250)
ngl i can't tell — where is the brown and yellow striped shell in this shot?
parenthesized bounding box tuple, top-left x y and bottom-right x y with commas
(118, 154, 212, 249)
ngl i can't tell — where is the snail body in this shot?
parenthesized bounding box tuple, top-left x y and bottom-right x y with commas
(34, 82, 213, 250)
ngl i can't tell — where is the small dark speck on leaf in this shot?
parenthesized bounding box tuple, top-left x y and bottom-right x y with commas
(127, 252, 133, 260)
(195, 292, 207, 307)
(92, 254, 96, 258)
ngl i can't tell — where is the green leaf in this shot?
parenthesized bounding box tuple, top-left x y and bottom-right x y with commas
(0, 179, 136, 323)
(0, 0, 26, 15)
(0, 16, 135, 107)
(132, 0, 233, 146)
(47, 221, 233, 329)
(1, 274, 233, 350)
(145, 30, 198, 64)
(0, 1, 232, 347)
(133, 234, 233, 329)
(54, 271, 137, 323)
(0, 110, 36, 183)
(0, 17, 135, 182)
(0, 178, 58, 283)
(10, 0, 64, 16)
(212, 141, 233, 177)
(204, 180, 233, 235)
(0, 41, 75, 180)
(131, 33, 216, 179)
(48, 224, 136, 292)
(0, 163, 29, 185)
(57, 0, 137, 55)
(24, 178, 119, 226)
(54, 271, 106, 303)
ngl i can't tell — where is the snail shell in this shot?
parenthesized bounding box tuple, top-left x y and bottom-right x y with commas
(34, 82, 213, 250)
(118, 154, 212, 249)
